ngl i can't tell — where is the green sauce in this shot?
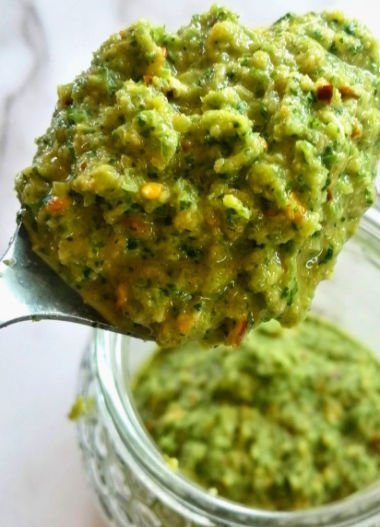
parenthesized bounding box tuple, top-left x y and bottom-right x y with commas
(133, 317, 380, 510)
(16, 7, 380, 346)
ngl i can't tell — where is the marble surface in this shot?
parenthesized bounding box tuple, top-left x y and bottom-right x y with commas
(0, 1, 379, 526)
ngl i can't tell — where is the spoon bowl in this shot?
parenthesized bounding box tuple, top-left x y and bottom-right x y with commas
(0, 221, 152, 340)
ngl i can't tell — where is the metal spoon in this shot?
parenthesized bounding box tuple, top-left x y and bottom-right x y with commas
(0, 222, 151, 339)
(1, 204, 379, 338)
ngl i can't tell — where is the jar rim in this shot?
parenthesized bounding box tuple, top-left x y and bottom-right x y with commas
(94, 211, 380, 526)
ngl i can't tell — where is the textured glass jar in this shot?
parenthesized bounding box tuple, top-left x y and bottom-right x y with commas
(76, 209, 380, 527)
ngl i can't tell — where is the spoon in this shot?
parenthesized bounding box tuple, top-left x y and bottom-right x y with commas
(0, 221, 152, 339)
(1, 204, 379, 338)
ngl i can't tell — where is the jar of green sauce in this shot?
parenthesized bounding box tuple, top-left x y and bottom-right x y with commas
(75, 206, 380, 527)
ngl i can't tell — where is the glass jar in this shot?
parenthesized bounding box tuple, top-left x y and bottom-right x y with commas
(75, 208, 380, 527)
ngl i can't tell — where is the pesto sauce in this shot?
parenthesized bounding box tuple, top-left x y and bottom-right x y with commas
(133, 317, 380, 510)
(16, 7, 380, 346)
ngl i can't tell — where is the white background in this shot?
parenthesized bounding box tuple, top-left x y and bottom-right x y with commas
(0, 1, 379, 526)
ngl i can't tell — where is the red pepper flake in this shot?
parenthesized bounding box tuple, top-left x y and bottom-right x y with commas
(264, 208, 279, 218)
(46, 196, 71, 215)
(351, 122, 362, 139)
(181, 139, 193, 152)
(339, 86, 359, 100)
(123, 215, 153, 239)
(316, 84, 333, 104)
(115, 283, 128, 309)
(370, 436, 380, 452)
(228, 318, 248, 347)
